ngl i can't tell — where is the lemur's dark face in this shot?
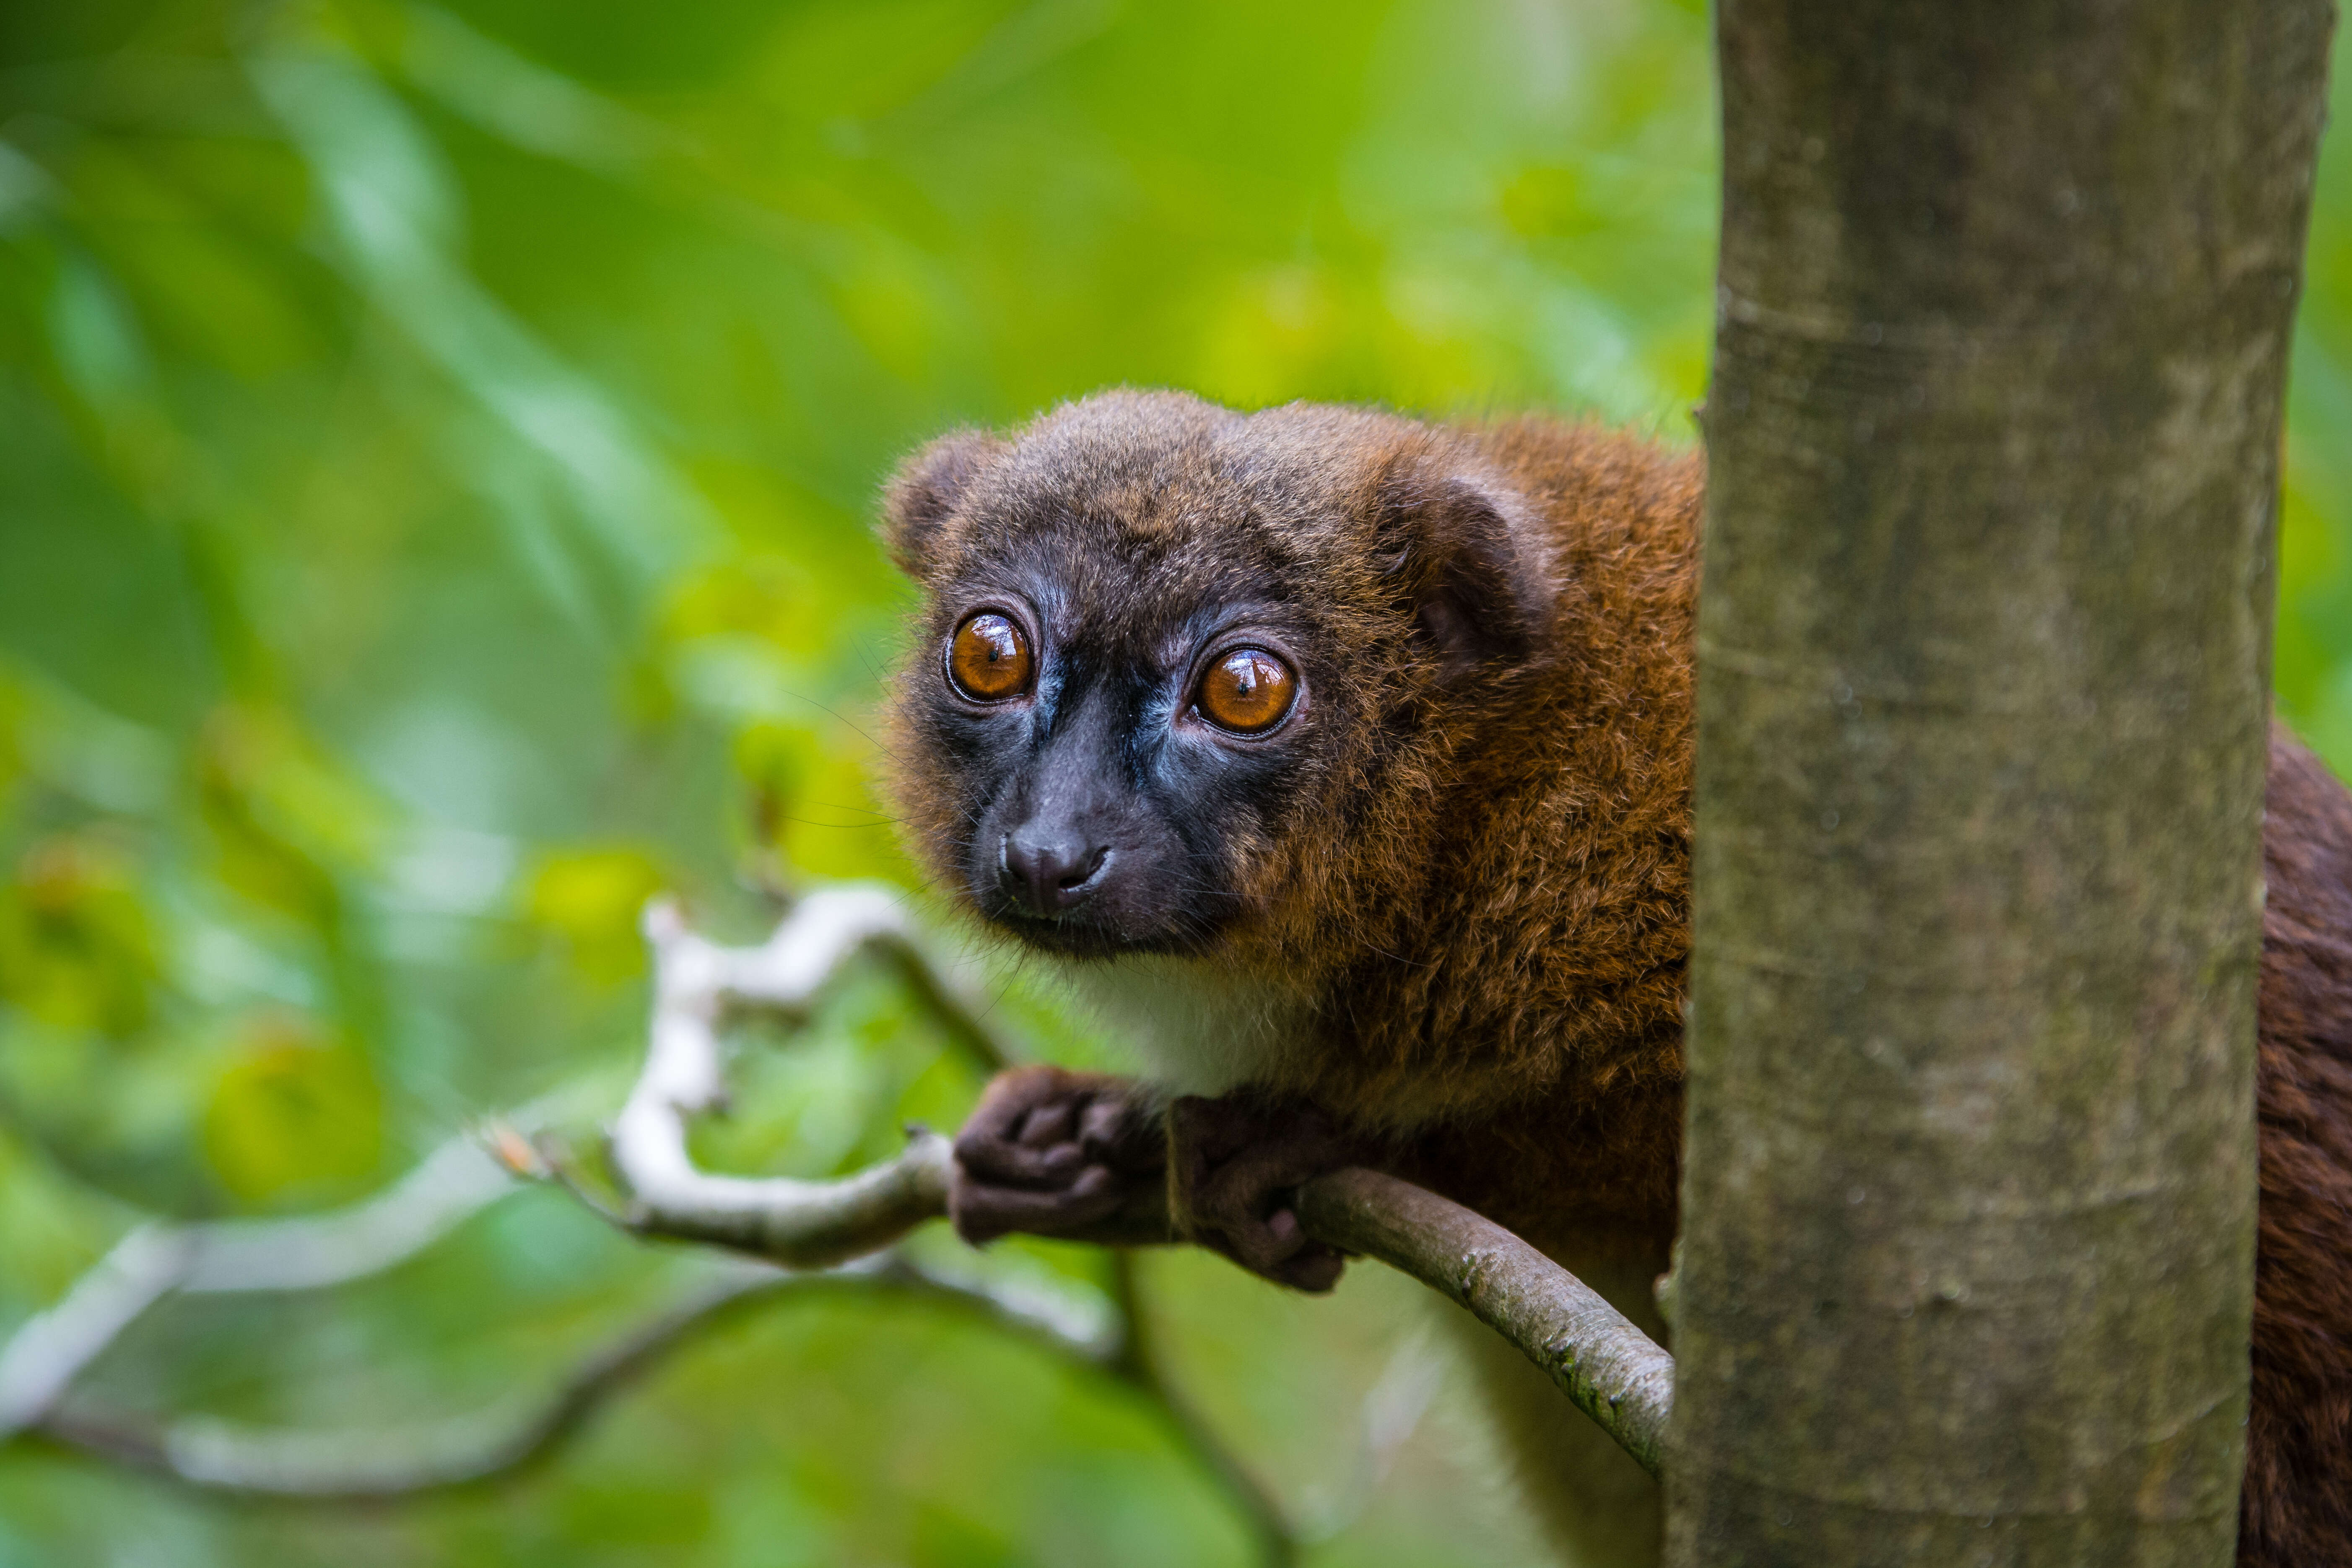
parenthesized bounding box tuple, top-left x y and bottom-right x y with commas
(899, 542, 1323, 957)
(880, 390, 1550, 960)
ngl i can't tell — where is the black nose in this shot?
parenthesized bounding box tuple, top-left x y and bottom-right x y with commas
(1000, 828, 1110, 916)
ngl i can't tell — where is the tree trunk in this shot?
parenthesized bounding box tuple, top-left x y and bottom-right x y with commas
(1668, 3, 2334, 1565)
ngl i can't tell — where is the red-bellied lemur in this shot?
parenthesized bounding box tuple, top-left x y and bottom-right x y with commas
(881, 390, 2352, 1567)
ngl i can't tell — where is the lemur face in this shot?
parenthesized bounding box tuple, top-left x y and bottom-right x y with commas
(879, 389, 1551, 960)
(884, 412, 1334, 957)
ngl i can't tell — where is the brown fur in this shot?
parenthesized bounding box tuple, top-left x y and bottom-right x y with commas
(2244, 733, 2352, 1566)
(882, 392, 2352, 1563)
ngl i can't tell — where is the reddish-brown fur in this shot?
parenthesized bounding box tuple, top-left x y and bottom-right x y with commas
(2244, 735, 2352, 1566)
(1334, 418, 1699, 1258)
(883, 395, 2352, 1563)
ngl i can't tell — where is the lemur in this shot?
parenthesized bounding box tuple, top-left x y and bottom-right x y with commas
(878, 389, 2352, 1567)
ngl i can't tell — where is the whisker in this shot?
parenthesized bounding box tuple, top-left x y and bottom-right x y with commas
(778, 688, 901, 762)
(805, 801, 903, 822)
(849, 633, 895, 690)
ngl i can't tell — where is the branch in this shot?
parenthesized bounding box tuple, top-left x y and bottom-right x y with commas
(34, 1264, 779, 1495)
(5, 1104, 1131, 1506)
(0, 888, 1163, 1519)
(0, 1132, 519, 1440)
(605, 890, 1005, 1267)
(29, 1253, 1116, 1498)
(1292, 1168, 1674, 1477)
(182, 1134, 519, 1293)
(0, 1225, 190, 1439)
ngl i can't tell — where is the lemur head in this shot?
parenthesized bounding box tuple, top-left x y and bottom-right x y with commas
(880, 389, 1556, 965)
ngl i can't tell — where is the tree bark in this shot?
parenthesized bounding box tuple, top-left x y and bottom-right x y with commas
(1669, 3, 2334, 1565)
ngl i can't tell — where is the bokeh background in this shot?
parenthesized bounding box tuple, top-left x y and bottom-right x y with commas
(1, 2, 2346, 1564)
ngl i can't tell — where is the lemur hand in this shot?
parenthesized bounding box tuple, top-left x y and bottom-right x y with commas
(950, 1066, 1165, 1244)
(1169, 1093, 1356, 1293)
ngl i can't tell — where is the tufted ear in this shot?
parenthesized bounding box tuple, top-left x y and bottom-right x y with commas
(881, 428, 1000, 577)
(1371, 459, 1554, 678)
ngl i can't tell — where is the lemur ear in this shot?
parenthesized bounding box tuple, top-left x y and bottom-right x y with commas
(881, 428, 1000, 576)
(1372, 461, 1553, 676)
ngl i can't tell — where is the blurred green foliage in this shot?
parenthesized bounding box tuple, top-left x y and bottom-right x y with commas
(0, 1, 2347, 1564)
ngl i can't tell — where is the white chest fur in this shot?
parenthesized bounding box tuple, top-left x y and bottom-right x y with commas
(1066, 954, 1308, 1099)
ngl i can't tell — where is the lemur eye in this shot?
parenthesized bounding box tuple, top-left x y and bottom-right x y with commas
(947, 612, 1033, 702)
(1195, 648, 1297, 735)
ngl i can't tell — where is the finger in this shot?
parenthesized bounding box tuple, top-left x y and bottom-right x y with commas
(953, 1128, 1088, 1188)
(1220, 1215, 1302, 1275)
(1270, 1241, 1346, 1293)
(955, 1067, 1091, 1186)
(1207, 1208, 1344, 1292)
(958, 1066, 1075, 1148)
(1080, 1096, 1165, 1171)
(949, 1164, 1124, 1245)
(1015, 1098, 1078, 1148)
(1197, 1142, 1305, 1229)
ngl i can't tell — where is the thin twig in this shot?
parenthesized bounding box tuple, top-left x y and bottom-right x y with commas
(879, 940, 1018, 1074)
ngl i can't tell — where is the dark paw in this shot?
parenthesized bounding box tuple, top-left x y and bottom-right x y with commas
(1169, 1093, 1356, 1293)
(950, 1066, 1165, 1245)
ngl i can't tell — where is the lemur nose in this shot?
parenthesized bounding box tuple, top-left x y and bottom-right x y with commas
(1000, 829, 1110, 916)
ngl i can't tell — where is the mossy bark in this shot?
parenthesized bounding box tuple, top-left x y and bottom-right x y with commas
(1668, 3, 2334, 1565)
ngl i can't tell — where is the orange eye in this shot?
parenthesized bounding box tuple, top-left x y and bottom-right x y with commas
(947, 612, 1033, 702)
(1195, 648, 1297, 734)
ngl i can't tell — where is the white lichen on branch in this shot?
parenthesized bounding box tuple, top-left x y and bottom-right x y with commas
(605, 889, 979, 1267)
